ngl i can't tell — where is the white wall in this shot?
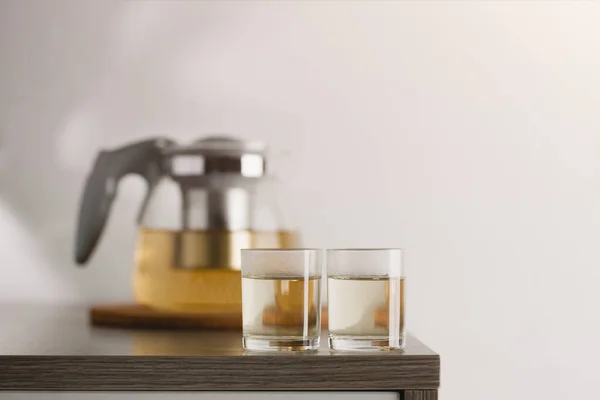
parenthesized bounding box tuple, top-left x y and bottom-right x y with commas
(1, 1, 599, 399)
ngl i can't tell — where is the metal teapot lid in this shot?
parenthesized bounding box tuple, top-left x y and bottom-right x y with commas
(169, 136, 266, 155)
(167, 136, 267, 178)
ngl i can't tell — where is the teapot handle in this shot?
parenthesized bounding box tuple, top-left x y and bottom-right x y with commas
(74, 138, 172, 265)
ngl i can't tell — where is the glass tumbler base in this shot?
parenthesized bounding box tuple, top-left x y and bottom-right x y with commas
(328, 335, 406, 351)
(243, 335, 320, 352)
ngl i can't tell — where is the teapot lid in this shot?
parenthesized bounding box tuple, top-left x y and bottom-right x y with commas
(165, 135, 266, 156)
(166, 135, 267, 178)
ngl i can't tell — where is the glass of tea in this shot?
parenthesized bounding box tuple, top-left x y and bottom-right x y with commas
(327, 248, 406, 351)
(241, 249, 323, 351)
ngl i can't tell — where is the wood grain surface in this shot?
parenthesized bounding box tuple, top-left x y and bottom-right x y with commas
(90, 303, 243, 329)
(0, 305, 439, 391)
(404, 390, 439, 400)
(1, 355, 439, 391)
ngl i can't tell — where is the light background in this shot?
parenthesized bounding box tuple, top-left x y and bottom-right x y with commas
(1, 1, 599, 399)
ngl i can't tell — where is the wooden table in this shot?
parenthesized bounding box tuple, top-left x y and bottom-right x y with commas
(0, 305, 440, 399)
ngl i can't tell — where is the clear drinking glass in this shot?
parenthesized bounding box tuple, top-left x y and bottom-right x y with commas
(327, 249, 406, 351)
(241, 249, 322, 351)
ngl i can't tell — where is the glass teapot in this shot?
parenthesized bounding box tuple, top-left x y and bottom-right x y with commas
(75, 136, 300, 312)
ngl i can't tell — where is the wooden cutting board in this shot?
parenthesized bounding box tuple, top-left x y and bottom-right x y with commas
(90, 304, 330, 329)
